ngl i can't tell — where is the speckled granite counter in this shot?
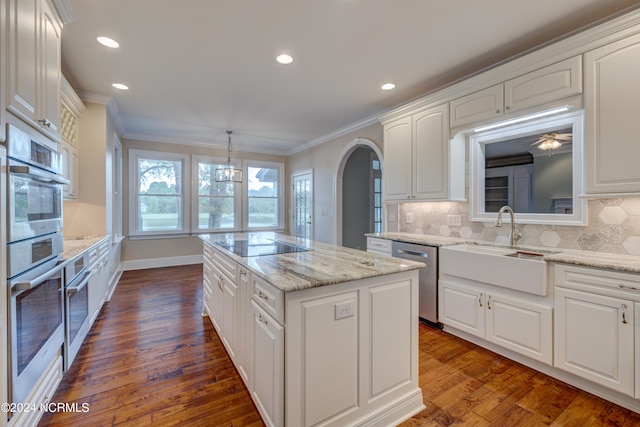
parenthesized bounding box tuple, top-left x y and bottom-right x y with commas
(200, 232, 425, 293)
(62, 235, 109, 260)
(367, 232, 640, 274)
(366, 232, 467, 247)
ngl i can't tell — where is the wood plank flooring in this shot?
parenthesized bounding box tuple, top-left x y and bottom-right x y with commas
(38, 264, 639, 427)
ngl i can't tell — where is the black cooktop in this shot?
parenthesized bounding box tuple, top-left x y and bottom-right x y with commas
(217, 240, 308, 257)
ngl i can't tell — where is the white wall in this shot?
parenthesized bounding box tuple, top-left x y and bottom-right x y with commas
(288, 123, 383, 244)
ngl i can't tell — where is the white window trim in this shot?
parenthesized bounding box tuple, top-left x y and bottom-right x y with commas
(244, 160, 286, 231)
(128, 149, 191, 238)
(192, 155, 243, 233)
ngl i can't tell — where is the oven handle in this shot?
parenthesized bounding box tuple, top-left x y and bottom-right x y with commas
(9, 165, 70, 185)
(12, 262, 66, 292)
(67, 270, 95, 295)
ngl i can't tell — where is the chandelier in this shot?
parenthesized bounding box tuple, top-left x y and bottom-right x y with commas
(215, 131, 243, 183)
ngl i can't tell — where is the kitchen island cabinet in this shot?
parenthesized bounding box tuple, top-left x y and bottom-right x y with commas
(201, 233, 425, 427)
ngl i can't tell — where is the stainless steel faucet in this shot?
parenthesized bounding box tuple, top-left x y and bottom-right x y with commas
(495, 205, 522, 247)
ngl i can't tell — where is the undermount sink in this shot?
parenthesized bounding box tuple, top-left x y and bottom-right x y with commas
(440, 244, 554, 296)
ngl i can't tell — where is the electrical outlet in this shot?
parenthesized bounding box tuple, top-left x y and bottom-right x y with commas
(335, 300, 355, 320)
(448, 215, 462, 226)
(405, 212, 414, 224)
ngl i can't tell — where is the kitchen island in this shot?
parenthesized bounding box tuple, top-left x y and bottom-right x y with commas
(200, 232, 425, 427)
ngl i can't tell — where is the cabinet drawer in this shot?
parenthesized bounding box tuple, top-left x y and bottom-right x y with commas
(203, 242, 214, 261)
(213, 248, 237, 280)
(252, 274, 284, 325)
(554, 264, 640, 301)
(366, 237, 392, 255)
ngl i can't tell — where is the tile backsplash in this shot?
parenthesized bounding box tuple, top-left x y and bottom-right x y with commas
(397, 198, 640, 255)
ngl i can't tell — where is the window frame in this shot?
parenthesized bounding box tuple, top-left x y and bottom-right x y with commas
(243, 160, 285, 231)
(192, 154, 242, 233)
(128, 149, 191, 238)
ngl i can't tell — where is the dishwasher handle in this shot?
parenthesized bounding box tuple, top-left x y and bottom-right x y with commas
(394, 248, 429, 259)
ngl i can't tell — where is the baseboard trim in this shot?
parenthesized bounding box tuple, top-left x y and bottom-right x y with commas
(122, 255, 203, 271)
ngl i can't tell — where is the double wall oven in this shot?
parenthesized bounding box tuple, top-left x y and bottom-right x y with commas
(5, 123, 69, 403)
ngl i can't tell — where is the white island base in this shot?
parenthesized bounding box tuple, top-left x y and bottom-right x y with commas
(284, 270, 425, 426)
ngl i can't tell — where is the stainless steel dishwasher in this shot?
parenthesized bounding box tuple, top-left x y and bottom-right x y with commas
(391, 241, 439, 326)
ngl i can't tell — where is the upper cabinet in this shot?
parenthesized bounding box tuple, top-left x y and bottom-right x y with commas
(450, 56, 582, 129)
(584, 33, 640, 196)
(383, 103, 463, 201)
(60, 75, 85, 200)
(6, 0, 63, 142)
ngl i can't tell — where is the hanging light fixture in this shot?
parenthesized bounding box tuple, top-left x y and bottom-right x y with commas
(215, 131, 243, 183)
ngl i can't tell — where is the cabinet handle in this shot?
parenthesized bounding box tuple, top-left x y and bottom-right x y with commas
(618, 284, 640, 291)
(487, 295, 492, 310)
(258, 314, 269, 325)
(37, 119, 51, 128)
(257, 290, 269, 302)
(478, 293, 483, 308)
(621, 304, 628, 324)
(239, 270, 247, 276)
(217, 275, 224, 291)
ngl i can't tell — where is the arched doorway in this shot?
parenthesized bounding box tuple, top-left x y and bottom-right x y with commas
(334, 138, 383, 248)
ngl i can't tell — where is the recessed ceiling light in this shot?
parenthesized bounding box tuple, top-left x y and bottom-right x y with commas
(276, 54, 293, 65)
(112, 83, 129, 90)
(381, 83, 396, 91)
(97, 36, 120, 48)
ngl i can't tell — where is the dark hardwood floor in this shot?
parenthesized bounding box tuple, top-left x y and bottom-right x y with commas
(38, 265, 639, 426)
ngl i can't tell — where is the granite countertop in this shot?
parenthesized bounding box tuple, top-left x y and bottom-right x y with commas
(366, 232, 467, 247)
(62, 235, 109, 260)
(200, 232, 425, 293)
(366, 232, 640, 274)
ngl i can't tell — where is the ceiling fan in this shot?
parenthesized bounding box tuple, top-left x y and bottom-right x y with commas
(530, 132, 572, 151)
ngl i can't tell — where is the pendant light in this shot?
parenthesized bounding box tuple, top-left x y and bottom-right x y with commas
(215, 131, 243, 183)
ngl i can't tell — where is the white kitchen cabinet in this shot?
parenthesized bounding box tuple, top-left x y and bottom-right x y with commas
(553, 264, 637, 397)
(584, 33, 640, 196)
(60, 76, 84, 200)
(554, 287, 634, 396)
(439, 279, 553, 365)
(366, 236, 392, 255)
(636, 302, 640, 400)
(88, 239, 110, 325)
(504, 56, 582, 113)
(450, 56, 581, 129)
(0, 0, 7, 144)
(221, 268, 238, 360)
(6, 0, 63, 141)
(251, 300, 284, 427)
(450, 84, 504, 129)
(208, 263, 224, 334)
(383, 103, 452, 201)
(236, 266, 251, 385)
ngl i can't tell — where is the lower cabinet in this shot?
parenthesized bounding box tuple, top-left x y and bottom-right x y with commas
(439, 279, 553, 365)
(554, 286, 634, 396)
(88, 240, 110, 326)
(250, 300, 284, 427)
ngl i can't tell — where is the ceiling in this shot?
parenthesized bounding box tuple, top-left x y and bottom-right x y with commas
(60, 0, 640, 155)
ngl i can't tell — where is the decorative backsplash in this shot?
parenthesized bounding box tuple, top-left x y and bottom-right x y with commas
(397, 198, 640, 255)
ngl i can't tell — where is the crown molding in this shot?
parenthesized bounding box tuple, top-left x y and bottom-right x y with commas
(61, 75, 85, 115)
(49, 0, 74, 24)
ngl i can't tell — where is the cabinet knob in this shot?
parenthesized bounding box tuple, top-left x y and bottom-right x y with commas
(505, 106, 510, 110)
(495, 109, 501, 114)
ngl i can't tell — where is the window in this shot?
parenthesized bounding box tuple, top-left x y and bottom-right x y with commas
(193, 156, 240, 232)
(371, 153, 382, 233)
(246, 162, 284, 230)
(129, 149, 190, 237)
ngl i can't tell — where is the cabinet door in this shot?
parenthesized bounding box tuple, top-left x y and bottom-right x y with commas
(236, 267, 251, 386)
(485, 293, 552, 365)
(413, 104, 449, 200)
(251, 301, 284, 427)
(221, 275, 238, 360)
(450, 84, 504, 128)
(209, 265, 224, 334)
(438, 280, 485, 338)
(554, 287, 634, 396)
(504, 56, 582, 113)
(584, 33, 640, 195)
(62, 141, 79, 199)
(39, 0, 61, 138)
(7, 0, 39, 122)
(382, 117, 412, 200)
(636, 302, 640, 400)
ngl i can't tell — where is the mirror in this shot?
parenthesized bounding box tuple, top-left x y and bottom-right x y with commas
(469, 110, 587, 225)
